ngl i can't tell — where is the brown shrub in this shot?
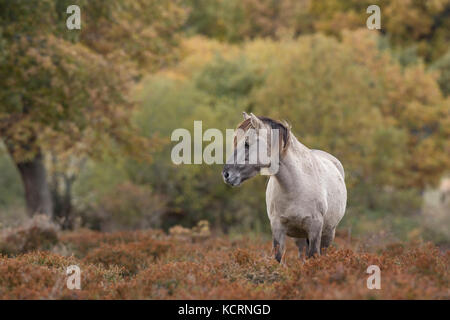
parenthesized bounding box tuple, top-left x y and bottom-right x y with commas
(0, 229, 448, 299)
(59, 229, 166, 258)
(83, 240, 171, 276)
(89, 182, 167, 231)
(169, 220, 211, 242)
(0, 215, 59, 256)
(0, 251, 127, 299)
(0, 257, 59, 299)
(233, 249, 253, 266)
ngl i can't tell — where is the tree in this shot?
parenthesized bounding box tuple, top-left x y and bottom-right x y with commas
(76, 33, 449, 233)
(0, 0, 185, 218)
(183, 0, 450, 63)
(310, 0, 450, 62)
(431, 50, 450, 96)
(183, 0, 314, 42)
(249, 30, 449, 191)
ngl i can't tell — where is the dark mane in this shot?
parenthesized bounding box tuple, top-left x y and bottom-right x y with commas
(258, 117, 290, 149)
(237, 116, 290, 151)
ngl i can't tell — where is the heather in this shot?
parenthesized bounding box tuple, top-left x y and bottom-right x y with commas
(0, 220, 447, 299)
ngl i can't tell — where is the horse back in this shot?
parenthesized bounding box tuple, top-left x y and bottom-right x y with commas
(311, 149, 345, 179)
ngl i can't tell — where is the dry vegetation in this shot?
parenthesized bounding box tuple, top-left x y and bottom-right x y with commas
(0, 218, 448, 300)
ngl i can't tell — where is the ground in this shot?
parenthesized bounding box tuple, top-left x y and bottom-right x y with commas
(0, 223, 448, 299)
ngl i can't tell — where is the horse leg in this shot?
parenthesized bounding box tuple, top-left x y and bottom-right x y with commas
(271, 224, 286, 263)
(307, 219, 323, 258)
(320, 228, 335, 255)
(294, 238, 307, 260)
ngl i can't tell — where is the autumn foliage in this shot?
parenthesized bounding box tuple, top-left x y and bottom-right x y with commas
(0, 223, 448, 299)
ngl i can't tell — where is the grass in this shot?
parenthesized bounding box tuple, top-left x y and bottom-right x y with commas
(0, 223, 448, 299)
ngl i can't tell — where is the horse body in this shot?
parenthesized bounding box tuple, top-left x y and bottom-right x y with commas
(266, 136, 346, 260)
(223, 113, 347, 261)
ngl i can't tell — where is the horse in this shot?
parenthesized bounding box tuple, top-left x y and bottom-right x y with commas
(222, 112, 347, 261)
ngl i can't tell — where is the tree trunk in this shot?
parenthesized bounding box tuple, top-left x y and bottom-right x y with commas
(16, 152, 53, 217)
(51, 173, 75, 229)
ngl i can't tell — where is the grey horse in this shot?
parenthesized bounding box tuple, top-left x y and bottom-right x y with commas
(223, 112, 347, 262)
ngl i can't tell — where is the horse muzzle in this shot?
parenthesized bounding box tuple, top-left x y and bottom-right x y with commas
(222, 168, 241, 187)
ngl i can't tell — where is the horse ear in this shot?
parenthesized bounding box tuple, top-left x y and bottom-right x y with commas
(242, 112, 250, 120)
(250, 113, 263, 128)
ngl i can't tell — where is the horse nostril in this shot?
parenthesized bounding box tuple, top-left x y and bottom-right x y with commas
(223, 171, 229, 179)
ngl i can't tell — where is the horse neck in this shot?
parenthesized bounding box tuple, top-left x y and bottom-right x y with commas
(273, 135, 310, 190)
